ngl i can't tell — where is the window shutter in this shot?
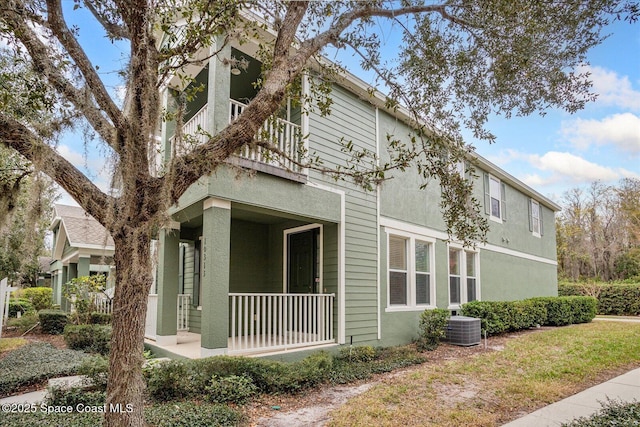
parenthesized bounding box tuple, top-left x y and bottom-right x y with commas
(528, 199, 533, 232)
(483, 173, 490, 215)
(501, 182, 507, 221)
(540, 206, 544, 236)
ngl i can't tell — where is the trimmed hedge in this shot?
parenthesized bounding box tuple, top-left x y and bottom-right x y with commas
(38, 310, 68, 334)
(561, 399, 640, 427)
(461, 296, 597, 335)
(89, 312, 112, 325)
(63, 324, 112, 355)
(559, 282, 640, 316)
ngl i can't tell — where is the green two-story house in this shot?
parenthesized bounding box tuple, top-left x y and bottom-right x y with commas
(147, 32, 560, 359)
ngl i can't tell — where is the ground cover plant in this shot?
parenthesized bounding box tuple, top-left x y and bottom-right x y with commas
(327, 321, 640, 427)
(561, 399, 640, 427)
(0, 402, 246, 427)
(0, 342, 88, 397)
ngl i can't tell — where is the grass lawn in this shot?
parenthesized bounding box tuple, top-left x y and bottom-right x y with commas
(328, 322, 640, 427)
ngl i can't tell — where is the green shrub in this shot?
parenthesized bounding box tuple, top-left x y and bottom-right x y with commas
(16, 287, 53, 311)
(416, 308, 450, 351)
(561, 399, 640, 427)
(46, 385, 105, 407)
(8, 298, 34, 317)
(0, 342, 88, 396)
(145, 360, 192, 402)
(205, 374, 257, 404)
(559, 282, 640, 316)
(78, 355, 109, 390)
(462, 296, 596, 334)
(38, 310, 68, 334)
(64, 324, 112, 355)
(89, 312, 112, 325)
(337, 345, 375, 362)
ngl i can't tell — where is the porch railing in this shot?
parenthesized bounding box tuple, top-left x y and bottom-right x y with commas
(229, 99, 304, 173)
(177, 294, 191, 331)
(92, 293, 112, 314)
(228, 293, 335, 354)
(170, 104, 209, 156)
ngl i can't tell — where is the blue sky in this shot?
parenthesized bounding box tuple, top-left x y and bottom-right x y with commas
(53, 7, 639, 207)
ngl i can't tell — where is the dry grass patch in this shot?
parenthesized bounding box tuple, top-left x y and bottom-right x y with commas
(328, 322, 640, 427)
(0, 337, 27, 355)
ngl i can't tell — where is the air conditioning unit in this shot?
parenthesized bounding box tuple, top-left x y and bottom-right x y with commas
(446, 316, 481, 346)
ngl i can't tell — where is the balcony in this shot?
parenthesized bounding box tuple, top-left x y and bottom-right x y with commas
(171, 100, 305, 178)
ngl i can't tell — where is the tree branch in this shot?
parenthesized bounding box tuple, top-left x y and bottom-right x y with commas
(83, 0, 130, 40)
(0, 112, 113, 225)
(1, 2, 117, 149)
(46, 0, 126, 132)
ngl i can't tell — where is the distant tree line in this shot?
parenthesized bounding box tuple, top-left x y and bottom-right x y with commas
(557, 178, 640, 281)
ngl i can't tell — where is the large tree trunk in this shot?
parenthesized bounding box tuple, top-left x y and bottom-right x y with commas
(104, 228, 152, 427)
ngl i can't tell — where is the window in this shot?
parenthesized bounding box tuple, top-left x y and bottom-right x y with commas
(387, 233, 435, 309)
(484, 173, 506, 222)
(448, 246, 479, 307)
(529, 199, 543, 237)
(389, 236, 407, 305)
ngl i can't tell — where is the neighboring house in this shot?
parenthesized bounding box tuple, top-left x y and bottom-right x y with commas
(36, 256, 52, 288)
(146, 30, 561, 359)
(49, 204, 115, 308)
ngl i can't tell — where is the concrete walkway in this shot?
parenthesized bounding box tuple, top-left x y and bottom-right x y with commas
(502, 367, 640, 426)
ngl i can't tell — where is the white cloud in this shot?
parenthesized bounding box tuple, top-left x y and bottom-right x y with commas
(55, 144, 114, 194)
(527, 151, 621, 185)
(560, 113, 640, 154)
(579, 65, 640, 111)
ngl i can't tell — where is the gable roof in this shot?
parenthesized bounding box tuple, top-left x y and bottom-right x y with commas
(51, 204, 115, 249)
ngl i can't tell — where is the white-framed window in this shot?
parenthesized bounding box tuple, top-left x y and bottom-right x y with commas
(387, 231, 436, 310)
(484, 173, 506, 222)
(529, 199, 543, 237)
(448, 246, 479, 308)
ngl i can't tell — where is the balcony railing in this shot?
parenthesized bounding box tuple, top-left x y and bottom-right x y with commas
(228, 292, 335, 354)
(177, 293, 191, 331)
(171, 100, 305, 174)
(229, 99, 304, 173)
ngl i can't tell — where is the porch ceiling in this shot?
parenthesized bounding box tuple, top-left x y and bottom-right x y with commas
(174, 201, 336, 229)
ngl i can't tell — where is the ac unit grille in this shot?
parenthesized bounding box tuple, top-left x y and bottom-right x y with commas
(446, 316, 481, 346)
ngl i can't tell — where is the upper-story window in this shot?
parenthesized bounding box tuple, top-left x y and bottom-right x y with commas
(484, 173, 506, 222)
(529, 199, 543, 237)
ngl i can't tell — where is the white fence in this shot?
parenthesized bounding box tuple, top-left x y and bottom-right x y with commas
(228, 293, 334, 354)
(145, 294, 158, 339)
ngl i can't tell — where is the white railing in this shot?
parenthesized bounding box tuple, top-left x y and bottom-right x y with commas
(229, 99, 304, 173)
(171, 100, 304, 174)
(228, 293, 334, 354)
(177, 294, 191, 331)
(92, 293, 112, 314)
(171, 104, 209, 156)
(145, 294, 158, 339)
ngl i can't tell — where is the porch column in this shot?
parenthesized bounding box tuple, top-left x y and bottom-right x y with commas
(200, 197, 231, 357)
(155, 221, 181, 346)
(77, 257, 90, 277)
(61, 266, 69, 311)
(207, 36, 231, 135)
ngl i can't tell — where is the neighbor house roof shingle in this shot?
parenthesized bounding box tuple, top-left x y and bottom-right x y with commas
(53, 204, 115, 249)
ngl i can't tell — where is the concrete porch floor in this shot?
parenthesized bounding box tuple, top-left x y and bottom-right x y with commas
(144, 331, 337, 359)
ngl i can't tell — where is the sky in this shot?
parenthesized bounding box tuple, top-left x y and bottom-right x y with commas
(47, 6, 640, 208)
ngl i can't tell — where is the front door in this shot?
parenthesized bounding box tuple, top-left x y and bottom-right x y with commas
(287, 228, 319, 294)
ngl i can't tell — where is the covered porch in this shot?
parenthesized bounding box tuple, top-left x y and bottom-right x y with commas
(146, 198, 340, 357)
